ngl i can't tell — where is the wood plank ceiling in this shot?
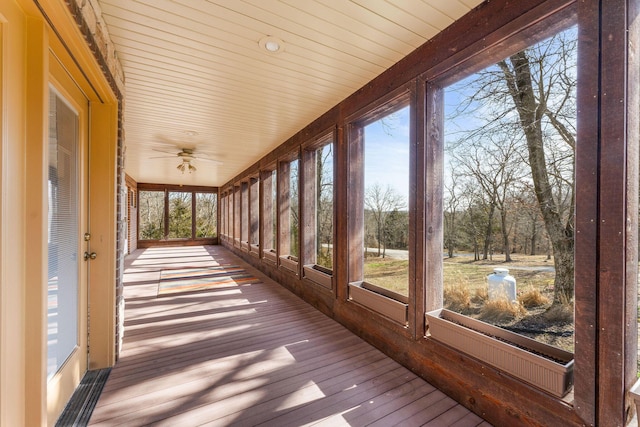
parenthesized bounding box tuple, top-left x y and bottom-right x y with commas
(97, 0, 483, 187)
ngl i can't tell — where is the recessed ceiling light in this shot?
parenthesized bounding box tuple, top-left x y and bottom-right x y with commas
(259, 36, 284, 54)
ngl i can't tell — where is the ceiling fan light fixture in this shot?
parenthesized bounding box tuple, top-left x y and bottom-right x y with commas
(177, 160, 197, 174)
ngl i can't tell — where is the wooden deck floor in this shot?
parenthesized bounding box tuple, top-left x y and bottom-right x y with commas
(89, 246, 491, 426)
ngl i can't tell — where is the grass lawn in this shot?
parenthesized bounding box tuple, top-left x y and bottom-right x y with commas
(443, 257, 555, 293)
(364, 257, 408, 296)
(363, 253, 555, 298)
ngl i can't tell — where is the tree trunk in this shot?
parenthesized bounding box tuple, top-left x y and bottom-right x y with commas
(530, 220, 537, 255)
(500, 53, 574, 305)
(501, 209, 512, 262)
(482, 204, 495, 260)
(376, 218, 382, 256)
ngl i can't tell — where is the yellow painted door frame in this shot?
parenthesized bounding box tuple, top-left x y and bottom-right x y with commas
(0, 1, 119, 425)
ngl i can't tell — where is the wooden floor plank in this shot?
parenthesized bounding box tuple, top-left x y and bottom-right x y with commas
(354, 385, 451, 427)
(449, 411, 488, 427)
(89, 246, 491, 426)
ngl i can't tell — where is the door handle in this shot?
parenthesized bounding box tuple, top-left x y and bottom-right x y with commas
(84, 251, 97, 261)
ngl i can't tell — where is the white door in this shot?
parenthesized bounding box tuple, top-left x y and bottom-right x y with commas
(47, 52, 90, 422)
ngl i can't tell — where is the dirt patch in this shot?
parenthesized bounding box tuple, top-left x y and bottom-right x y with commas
(444, 289, 574, 352)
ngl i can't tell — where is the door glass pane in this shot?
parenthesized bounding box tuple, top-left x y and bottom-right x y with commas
(168, 191, 192, 238)
(47, 89, 79, 379)
(196, 193, 217, 237)
(139, 190, 164, 239)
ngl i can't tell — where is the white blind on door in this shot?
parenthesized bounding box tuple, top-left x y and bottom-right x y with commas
(47, 88, 79, 380)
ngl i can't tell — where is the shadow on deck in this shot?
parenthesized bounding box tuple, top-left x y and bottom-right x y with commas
(89, 245, 491, 426)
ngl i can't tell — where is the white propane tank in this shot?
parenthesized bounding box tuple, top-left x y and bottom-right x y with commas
(487, 268, 516, 302)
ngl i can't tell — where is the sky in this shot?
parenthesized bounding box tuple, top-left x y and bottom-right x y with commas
(363, 105, 411, 203)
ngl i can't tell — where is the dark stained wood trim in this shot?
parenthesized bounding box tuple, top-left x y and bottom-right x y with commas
(334, 117, 347, 302)
(191, 191, 196, 239)
(218, 1, 639, 426)
(125, 173, 137, 189)
(574, 2, 599, 417)
(249, 177, 259, 246)
(343, 0, 573, 115)
(414, 79, 427, 338)
(301, 144, 317, 267)
(597, 0, 636, 424)
(424, 82, 444, 315)
(260, 168, 276, 254)
(278, 159, 292, 258)
(407, 83, 419, 338)
(163, 189, 169, 236)
(300, 128, 336, 275)
(346, 123, 364, 284)
(240, 181, 249, 245)
(626, 2, 640, 422)
(422, 1, 576, 85)
(233, 184, 240, 245)
(216, 188, 222, 241)
(137, 238, 216, 248)
(136, 182, 217, 193)
(345, 86, 412, 292)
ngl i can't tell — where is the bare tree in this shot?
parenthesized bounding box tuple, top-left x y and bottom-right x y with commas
(364, 183, 406, 257)
(316, 144, 334, 267)
(498, 34, 576, 305)
(449, 134, 525, 262)
(447, 28, 576, 305)
(444, 167, 461, 258)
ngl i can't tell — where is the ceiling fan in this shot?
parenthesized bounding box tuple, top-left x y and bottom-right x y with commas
(150, 147, 221, 174)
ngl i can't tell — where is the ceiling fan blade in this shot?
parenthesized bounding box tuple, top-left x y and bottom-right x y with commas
(152, 148, 178, 155)
(148, 155, 175, 159)
(194, 157, 222, 164)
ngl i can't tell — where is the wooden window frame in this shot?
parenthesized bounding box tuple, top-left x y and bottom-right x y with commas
(419, 3, 620, 423)
(233, 184, 241, 247)
(220, 190, 228, 240)
(278, 151, 301, 275)
(346, 85, 415, 326)
(260, 166, 278, 264)
(136, 183, 218, 246)
(300, 129, 336, 289)
(249, 175, 260, 256)
(240, 180, 249, 251)
(218, 1, 639, 424)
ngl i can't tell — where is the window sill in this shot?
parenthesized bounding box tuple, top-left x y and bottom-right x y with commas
(303, 264, 333, 289)
(348, 281, 408, 325)
(249, 244, 260, 257)
(279, 255, 298, 274)
(262, 249, 277, 264)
